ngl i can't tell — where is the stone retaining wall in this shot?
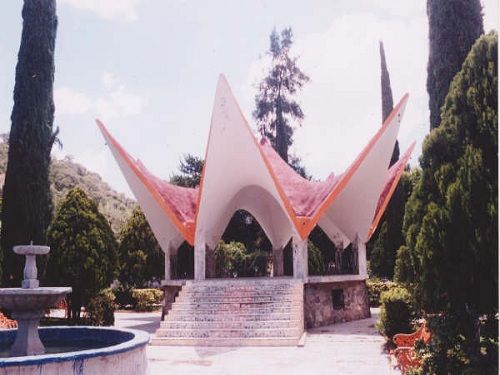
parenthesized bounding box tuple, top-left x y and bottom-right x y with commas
(304, 280, 370, 328)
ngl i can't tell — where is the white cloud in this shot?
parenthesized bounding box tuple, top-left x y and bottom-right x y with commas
(55, 72, 146, 120)
(59, 0, 144, 21)
(242, 8, 428, 180)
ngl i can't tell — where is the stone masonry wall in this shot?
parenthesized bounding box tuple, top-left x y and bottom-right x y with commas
(304, 280, 370, 329)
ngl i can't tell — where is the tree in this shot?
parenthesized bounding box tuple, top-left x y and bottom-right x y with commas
(169, 154, 203, 188)
(253, 27, 309, 163)
(426, 0, 483, 130)
(367, 42, 411, 279)
(379, 41, 399, 166)
(368, 171, 413, 279)
(1, 0, 58, 286)
(403, 32, 497, 371)
(118, 207, 164, 289)
(46, 188, 118, 320)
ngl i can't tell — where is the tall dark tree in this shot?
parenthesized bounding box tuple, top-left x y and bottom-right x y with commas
(1, 0, 58, 286)
(118, 207, 164, 289)
(379, 41, 399, 166)
(427, 0, 483, 130)
(253, 27, 309, 163)
(403, 32, 497, 372)
(46, 188, 118, 320)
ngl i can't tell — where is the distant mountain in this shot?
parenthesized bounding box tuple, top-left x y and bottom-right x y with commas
(0, 136, 136, 234)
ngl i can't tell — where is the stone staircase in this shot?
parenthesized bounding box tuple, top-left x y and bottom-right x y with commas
(151, 278, 304, 346)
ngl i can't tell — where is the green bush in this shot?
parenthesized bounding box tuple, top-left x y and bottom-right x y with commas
(366, 278, 397, 307)
(86, 288, 116, 326)
(132, 288, 163, 311)
(377, 286, 413, 339)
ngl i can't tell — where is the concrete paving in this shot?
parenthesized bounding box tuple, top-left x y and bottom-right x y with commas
(114, 308, 398, 375)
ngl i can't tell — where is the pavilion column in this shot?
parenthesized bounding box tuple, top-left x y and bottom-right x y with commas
(164, 247, 171, 281)
(292, 236, 308, 280)
(205, 245, 216, 279)
(272, 247, 284, 277)
(194, 240, 206, 281)
(353, 233, 368, 278)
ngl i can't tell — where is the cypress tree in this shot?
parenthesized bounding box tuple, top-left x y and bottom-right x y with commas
(1, 0, 58, 285)
(46, 188, 118, 320)
(118, 207, 164, 289)
(404, 32, 497, 372)
(379, 41, 399, 166)
(426, 0, 483, 130)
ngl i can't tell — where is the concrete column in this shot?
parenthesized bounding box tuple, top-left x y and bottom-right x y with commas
(292, 237, 308, 280)
(205, 246, 216, 278)
(194, 240, 206, 281)
(272, 247, 284, 277)
(164, 247, 171, 281)
(353, 234, 368, 278)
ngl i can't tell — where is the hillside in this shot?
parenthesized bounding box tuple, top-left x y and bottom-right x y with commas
(0, 136, 136, 234)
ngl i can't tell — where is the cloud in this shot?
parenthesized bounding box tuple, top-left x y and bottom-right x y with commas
(59, 0, 144, 21)
(242, 7, 428, 180)
(55, 72, 146, 120)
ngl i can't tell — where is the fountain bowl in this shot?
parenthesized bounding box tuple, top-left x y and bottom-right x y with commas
(13, 246, 50, 256)
(0, 287, 71, 311)
(0, 326, 149, 374)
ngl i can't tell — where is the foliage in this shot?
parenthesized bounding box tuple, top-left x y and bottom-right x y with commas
(377, 286, 413, 339)
(415, 314, 499, 375)
(118, 207, 164, 290)
(393, 245, 417, 284)
(169, 154, 203, 188)
(253, 27, 309, 162)
(403, 32, 498, 370)
(46, 188, 118, 321)
(1, 0, 58, 286)
(131, 288, 163, 311)
(368, 171, 413, 279)
(307, 240, 325, 276)
(426, 0, 483, 130)
(86, 288, 116, 326)
(366, 278, 397, 307)
(214, 241, 270, 278)
(0, 143, 136, 235)
(379, 41, 399, 165)
(50, 156, 136, 233)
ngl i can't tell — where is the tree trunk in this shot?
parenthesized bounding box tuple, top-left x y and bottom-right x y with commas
(275, 102, 288, 163)
(1, 0, 58, 286)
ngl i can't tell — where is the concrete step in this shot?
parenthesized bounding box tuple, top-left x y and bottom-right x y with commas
(161, 320, 301, 330)
(176, 295, 301, 303)
(155, 327, 303, 338)
(164, 313, 302, 322)
(173, 300, 303, 307)
(150, 336, 301, 347)
(169, 306, 302, 315)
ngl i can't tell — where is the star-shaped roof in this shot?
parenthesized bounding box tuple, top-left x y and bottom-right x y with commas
(97, 75, 414, 250)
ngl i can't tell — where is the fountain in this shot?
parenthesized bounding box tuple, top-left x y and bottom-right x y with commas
(0, 245, 149, 374)
(0, 245, 71, 356)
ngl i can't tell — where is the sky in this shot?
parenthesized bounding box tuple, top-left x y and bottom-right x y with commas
(0, 0, 498, 198)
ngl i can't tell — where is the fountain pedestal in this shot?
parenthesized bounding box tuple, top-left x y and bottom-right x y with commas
(9, 311, 45, 356)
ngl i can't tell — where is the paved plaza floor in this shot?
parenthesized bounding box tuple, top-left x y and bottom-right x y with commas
(114, 308, 399, 375)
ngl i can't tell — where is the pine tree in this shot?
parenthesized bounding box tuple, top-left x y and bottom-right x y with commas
(118, 207, 164, 289)
(1, 0, 58, 286)
(169, 154, 203, 188)
(379, 41, 399, 166)
(426, 0, 483, 130)
(46, 188, 118, 320)
(253, 27, 309, 163)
